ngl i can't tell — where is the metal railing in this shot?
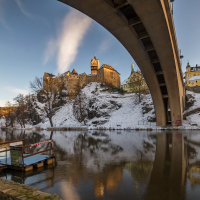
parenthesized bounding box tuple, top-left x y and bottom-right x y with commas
(0, 139, 54, 170)
(0, 139, 24, 167)
(21, 140, 54, 169)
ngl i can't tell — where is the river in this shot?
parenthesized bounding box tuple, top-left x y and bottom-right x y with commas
(0, 129, 200, 200)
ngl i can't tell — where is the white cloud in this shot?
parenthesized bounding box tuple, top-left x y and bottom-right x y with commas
(44, 9, 92, 73)
(4, 87, 29, 95)
(14, 0, 32, 18)
(14, 0, 50, 27)
(98, 37, 113, 53)
(44, 39, 57, 64)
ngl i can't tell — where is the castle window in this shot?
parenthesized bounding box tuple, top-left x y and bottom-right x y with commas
(188, 74, 190, 78)
(194, 73, 196, 76)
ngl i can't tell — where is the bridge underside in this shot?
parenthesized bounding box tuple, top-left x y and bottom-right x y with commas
(59, 0, 185, 126)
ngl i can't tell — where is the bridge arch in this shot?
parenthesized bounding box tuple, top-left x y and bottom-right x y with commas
(58, 0, 185, 126)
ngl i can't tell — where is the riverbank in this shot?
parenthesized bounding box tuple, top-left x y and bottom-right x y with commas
(0, 178, 61, 200)
(1, 83, 200, 131)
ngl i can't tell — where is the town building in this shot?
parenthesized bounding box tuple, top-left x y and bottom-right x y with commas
(43, 56, 120, 98)
(121, 63, 148, 92)
(185, 62, 200, 87)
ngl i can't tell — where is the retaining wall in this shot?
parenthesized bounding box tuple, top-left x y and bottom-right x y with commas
(0, 178, 61, 200)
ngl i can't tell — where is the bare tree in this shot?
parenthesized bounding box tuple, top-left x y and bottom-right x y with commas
(73, 90, 87, 123)
(129, 74, 148, 103)
(4, 101, 16, 128)
(14, 94, 27, 128)
(30, 77, 59, 127)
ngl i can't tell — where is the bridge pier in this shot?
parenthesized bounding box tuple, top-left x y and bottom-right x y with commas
(59, 0, 185, 126)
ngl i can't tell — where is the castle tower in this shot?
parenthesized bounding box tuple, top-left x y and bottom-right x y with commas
(91, 55, 100, 74)
(131, 63, 134, 74)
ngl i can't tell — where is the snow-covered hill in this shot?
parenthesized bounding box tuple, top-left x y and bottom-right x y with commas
(1, 82, 200, 129)
(37, 82, 155, 129)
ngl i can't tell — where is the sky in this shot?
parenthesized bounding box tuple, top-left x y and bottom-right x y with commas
(0, 0, 199, 106)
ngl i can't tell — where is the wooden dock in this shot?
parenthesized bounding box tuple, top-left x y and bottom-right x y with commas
(0, 139, 56, 172)
(0, 164, 7, 172)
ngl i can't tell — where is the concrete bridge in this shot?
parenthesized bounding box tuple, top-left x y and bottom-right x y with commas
(58, 0, 185, 126)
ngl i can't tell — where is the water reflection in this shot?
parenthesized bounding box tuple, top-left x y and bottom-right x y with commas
(1, 130, 200, 199)
(144, 132, 187, 200)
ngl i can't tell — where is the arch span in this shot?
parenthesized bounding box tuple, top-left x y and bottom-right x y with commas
(58, 0, 185, 126)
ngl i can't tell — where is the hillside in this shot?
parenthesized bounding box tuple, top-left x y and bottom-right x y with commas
(1, 82, 200, 130)
(36, 82, 155, 129)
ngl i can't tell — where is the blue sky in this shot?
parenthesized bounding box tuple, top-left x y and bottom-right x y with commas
(0, 0, 199, 106)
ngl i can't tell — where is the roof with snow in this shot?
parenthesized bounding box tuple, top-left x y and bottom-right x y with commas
(121, 79, 129, 85)
(188, 75, 200, 81)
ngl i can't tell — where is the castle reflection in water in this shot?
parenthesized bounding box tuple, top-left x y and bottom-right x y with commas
(0, 130, 200, 200)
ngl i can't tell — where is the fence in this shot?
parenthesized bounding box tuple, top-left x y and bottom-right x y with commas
(138, 120, 156, 126)
(0, 139, 54, 170)
(0, 139, 24, 167)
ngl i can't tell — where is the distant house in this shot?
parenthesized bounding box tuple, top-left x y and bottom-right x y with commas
(121, 64, 148, 92)
(185, 62, 200, 87)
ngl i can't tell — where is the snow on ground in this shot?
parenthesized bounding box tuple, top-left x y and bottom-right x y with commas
(36, 82, 156, 129)
(37, 101, 82, 129)
(1, 82, 200, 130)
(182, 90, 200, 127)
(186, 113, 200, 126)
(184, 90, 200, 113)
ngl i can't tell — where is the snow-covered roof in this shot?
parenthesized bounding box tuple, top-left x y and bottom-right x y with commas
(121, 79, 129, 85)
(188, 75, 200, 81)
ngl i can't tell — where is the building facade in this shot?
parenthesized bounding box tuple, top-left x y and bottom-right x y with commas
(121, 64, 148, 92)
(185, 62, 200, 87)
(43, 56, 120, 98)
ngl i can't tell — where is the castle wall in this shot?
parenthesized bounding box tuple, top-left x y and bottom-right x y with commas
(65, 78, 79, 99)
(43, 73, 65, 92)
(103, 68, 120, 88)
(87, 75, 97, 83)
(43, 61, 120, 99)
(79, 73, 88, 88)
(97, 68, 104, 83)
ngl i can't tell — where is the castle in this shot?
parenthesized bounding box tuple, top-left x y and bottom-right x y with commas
(43, 56, 120, 98)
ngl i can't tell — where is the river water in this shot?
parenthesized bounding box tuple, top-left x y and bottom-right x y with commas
(0, 130, 200, 200)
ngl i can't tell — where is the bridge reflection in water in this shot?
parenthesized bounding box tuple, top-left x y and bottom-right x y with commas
(0, 130, 200, 200)
(144, 132, 187, 200)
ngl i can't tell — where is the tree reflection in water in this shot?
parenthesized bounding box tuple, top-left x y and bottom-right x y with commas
(1, 130, 200, 199)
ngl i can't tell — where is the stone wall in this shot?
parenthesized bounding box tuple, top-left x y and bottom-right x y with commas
(97, 68, 104, 83)
(43, 66, 120, 99)
(103, 68, 120, 88)
(186, 86, 200, 93)
(0, 178, 61, 200)
(65, 78, 80, 99)
(87, 75, 97, 83)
